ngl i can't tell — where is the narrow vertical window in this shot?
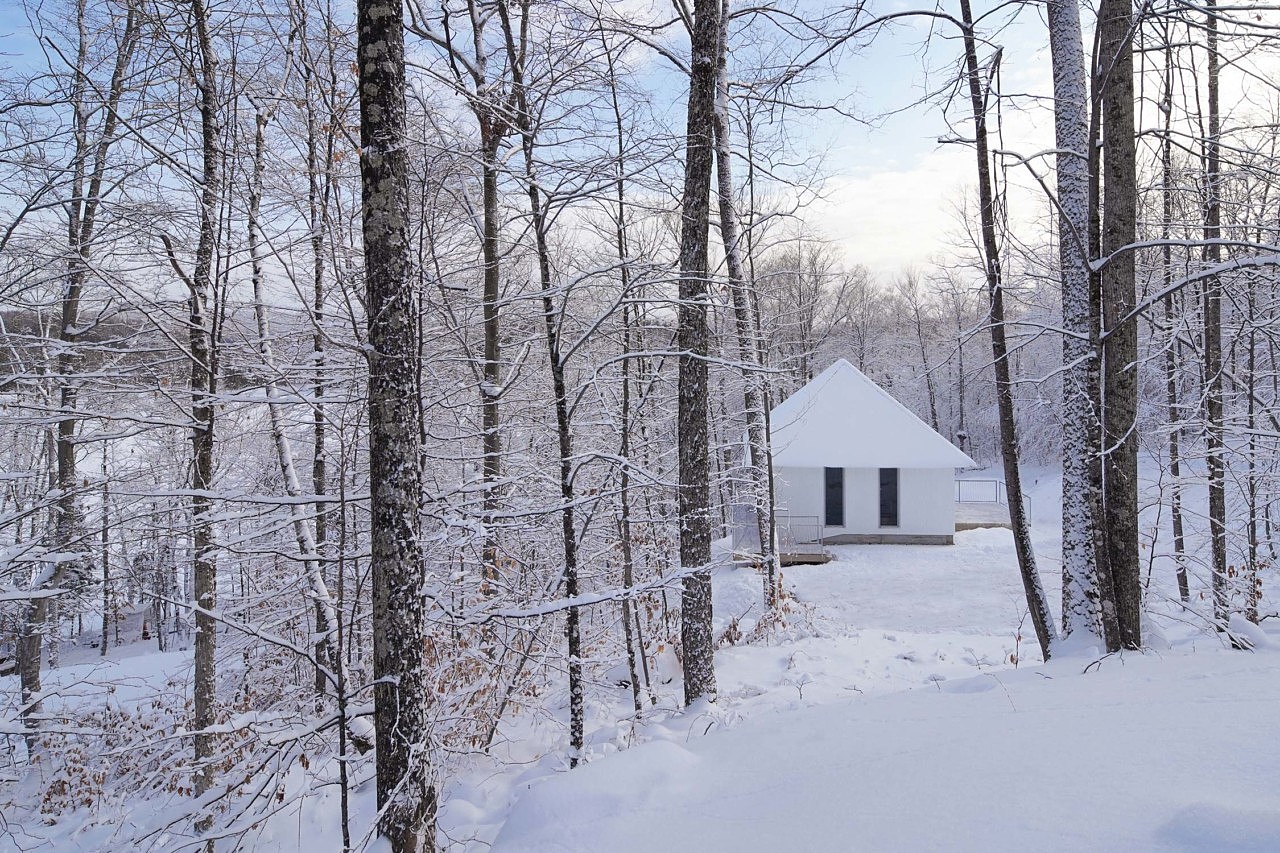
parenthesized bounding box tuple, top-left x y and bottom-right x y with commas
(879, 468, 899, 527)
(824, 467, 844, 527)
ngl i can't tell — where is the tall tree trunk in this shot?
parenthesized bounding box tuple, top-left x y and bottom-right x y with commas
(1048, 0, 1101, 643)
(958, 0, 1055, 660)
(711, 0, 778, 610)
(54, 0, 91, 617)
(1160, 37, 1190, 604)
(498, 0, 584, 764)
(187, 0, 221, 837)
(480, 130, 503, 590)
(742, 111, 781, 564)
(303, 5, 335, 695)
(599, 18, 647, 713)
(358, 0, 437, 845)
(22, 0, 138, 738)
(1201, 0, 1230, 628)
(1084, 30, 1121, 652)
(678, 0, 721, 704)
(1245, 281, 1260, 622)
(248, 91, 349, 713)
(1097, 0, 1142, 649)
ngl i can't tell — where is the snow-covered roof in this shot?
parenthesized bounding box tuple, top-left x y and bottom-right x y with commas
(768, 359, 975, 469)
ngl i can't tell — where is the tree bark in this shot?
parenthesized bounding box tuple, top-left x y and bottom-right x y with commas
(187, 0, 221, 836)
(1159, 37, 1190, 605)
(1097, 0, 1142, 649)
(358, 0, 437, 845)
(101, 445, 110, 656)
(1201, 0, 1230, 628)
(958, 0, 1056, 660)
(1047, 0, 1102, 643)
(678, 0, 721, 704)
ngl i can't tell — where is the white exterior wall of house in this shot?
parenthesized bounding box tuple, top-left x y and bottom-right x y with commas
(745, 358, 976, 551)
(776, 466, 957, 544)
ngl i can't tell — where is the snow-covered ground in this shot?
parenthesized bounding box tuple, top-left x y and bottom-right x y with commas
(492, 642, 1280, 852)
(482, 468, 1280, 852)
(5, 467, 1276, 850)
(708, 527, 1048, 716)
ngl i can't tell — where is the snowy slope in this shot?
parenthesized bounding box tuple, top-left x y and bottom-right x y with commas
(488, 467, 1280, 852)
(493, 642, 1280, 852)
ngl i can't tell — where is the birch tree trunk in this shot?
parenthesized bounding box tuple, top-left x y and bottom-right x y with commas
(358, 0, 436, 844)
(678, 0, 721, 703)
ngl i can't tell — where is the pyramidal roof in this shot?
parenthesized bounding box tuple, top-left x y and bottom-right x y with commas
(768, 359, 975, 469)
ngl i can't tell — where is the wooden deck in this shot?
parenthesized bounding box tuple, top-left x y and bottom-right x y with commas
(956, 501, 1012, 530)
(780, 552, 833, 566)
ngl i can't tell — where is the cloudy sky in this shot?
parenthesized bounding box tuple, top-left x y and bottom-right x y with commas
(791, 4, 1059, 278)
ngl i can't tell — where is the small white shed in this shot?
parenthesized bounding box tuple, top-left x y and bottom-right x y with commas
(764, 359, 975, 546)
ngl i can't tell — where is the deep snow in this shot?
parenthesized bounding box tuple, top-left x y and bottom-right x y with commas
(487, 468, 1280, 852)
(4, 467, 1276, 851)
(492, 643, 1280, 852)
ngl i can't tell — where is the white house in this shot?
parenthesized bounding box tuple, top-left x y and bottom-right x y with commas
(759, 358, 975, 548)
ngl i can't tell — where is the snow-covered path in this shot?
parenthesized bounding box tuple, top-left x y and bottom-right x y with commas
(788, 528, 1061, 635)
(703, 524, 1054, 719)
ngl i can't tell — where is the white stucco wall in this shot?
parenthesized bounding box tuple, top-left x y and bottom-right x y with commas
(775, 466, 956, 538)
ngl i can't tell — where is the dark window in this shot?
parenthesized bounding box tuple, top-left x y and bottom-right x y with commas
(824, 467, 844, 527)
(879, 468, 899, 527)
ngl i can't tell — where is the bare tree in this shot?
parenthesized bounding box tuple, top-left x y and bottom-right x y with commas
(678, 0, 721, 704)
(957, 0, 1055, 659)
(712, 0, 778, 610)
(183, 0, 223, 836)
(358, 0, 436, 845)
(1047, 0, 1103, 643)
(1200, 0, 1229, 629)
(1096, 0, 1142, 650)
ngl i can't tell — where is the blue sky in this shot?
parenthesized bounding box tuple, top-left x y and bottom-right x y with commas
(790, 1, 1058, 277)
(0, 0, 1058, 279)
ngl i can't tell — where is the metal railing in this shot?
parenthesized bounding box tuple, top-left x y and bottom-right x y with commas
(955, 479, 1008, 505)
(778, 514, 825, 555)
(731, 508, 826, 556)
